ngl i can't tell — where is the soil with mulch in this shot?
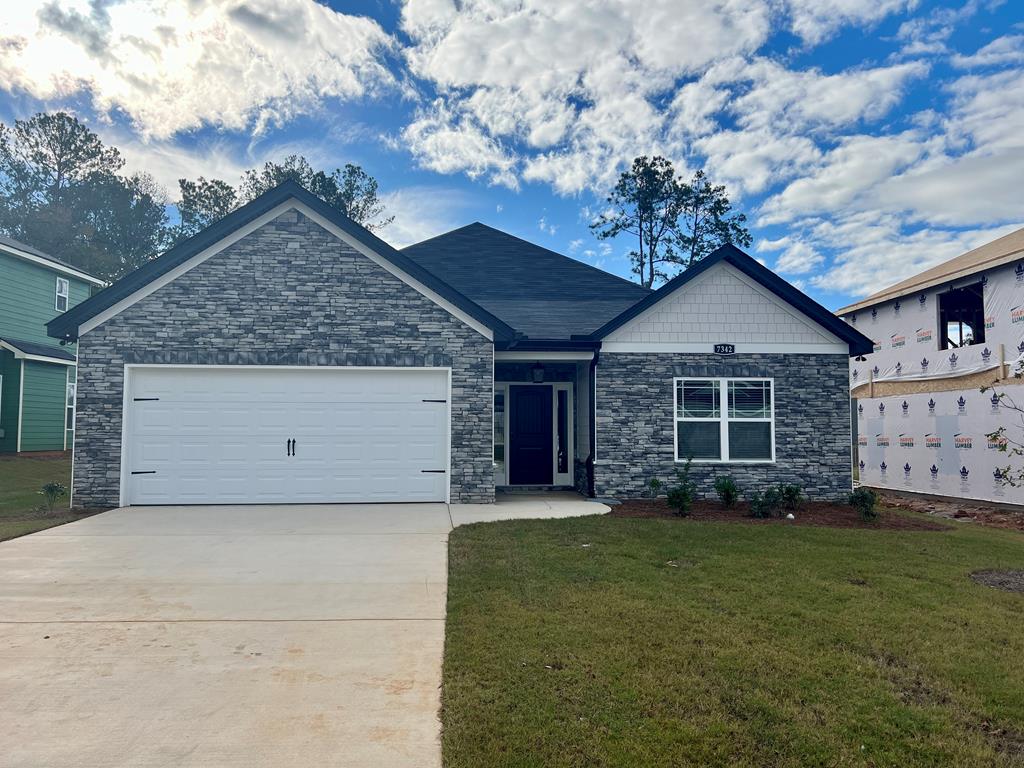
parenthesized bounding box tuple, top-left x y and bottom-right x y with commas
(876, 491, 1024, 533)
(610, 498, 951, 531)
(970, 569, 1024, 593)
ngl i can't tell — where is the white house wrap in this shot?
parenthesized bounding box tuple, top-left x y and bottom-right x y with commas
(841, 227, 1024, 506)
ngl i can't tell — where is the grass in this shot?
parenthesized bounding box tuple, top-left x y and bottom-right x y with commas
(443, 512, 1024, 767)
(0, 453, 85, 541)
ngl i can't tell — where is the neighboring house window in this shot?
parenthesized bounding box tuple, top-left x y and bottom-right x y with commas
(675, 378, 774, 462)
(66, 382, 76, 431)
(55, 277, 70, 312)
(938, 282, 984, 349)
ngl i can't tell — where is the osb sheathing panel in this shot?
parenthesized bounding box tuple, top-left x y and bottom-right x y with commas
(851, 367, 1023, 398)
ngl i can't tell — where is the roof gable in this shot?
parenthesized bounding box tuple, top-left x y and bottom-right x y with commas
(591, 244, 873, 356)
(47, 182, 515, 342)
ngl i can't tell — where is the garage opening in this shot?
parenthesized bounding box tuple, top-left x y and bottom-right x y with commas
(121, 366, 450, 505)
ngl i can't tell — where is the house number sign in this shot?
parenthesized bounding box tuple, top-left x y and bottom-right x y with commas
(713, 343, 736, 355)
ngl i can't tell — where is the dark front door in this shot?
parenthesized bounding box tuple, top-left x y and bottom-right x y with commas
(509, 385, 553, 485)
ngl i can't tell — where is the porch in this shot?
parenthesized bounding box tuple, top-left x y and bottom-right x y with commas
(492, 352, 594, 495)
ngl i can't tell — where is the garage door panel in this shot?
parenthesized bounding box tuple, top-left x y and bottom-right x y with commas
(124, 367, 450, 505)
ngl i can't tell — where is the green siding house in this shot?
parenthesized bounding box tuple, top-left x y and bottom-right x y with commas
(0, 237, 104, 453)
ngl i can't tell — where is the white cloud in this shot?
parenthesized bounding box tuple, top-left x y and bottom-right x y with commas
(759, 132, 931, 223)
(538, 217, 557, 236)
(568, 238, 584, 253)
(808, 216, 1022, 296)
(786, 0, 918, 45)
(379, 185, 475, 248)
(758, 236, 824, 274)
(952, 34, 1024, 68)
(0, 0, 394, 139)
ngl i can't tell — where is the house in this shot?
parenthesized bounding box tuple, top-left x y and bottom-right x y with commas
(838, 225, 1024, 505)
(46, 181, 871, 508)
(0, 237, 104, 453)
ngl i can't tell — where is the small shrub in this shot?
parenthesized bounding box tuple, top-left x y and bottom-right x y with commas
(666, 459, 696, 517)
(749, 486, 783, 519)
(39, 482, 67, 513)
(849, 487, 878, 521)
(713, 475, 739, 508)
(779, 483, 803, 511)
(645, 477, 664, 498)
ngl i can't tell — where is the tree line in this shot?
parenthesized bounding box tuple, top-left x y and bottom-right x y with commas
(0, 112, 750, 287)
(0, 113, 392, 282)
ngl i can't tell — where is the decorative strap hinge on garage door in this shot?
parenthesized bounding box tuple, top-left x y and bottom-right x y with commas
(422, 399, 447, 403)
(131, 470, 157, 475)
(421, 469, 446, 473)
(133, 397, 159, 401)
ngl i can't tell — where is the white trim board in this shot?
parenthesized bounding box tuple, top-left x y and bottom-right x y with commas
(80, 200, 494, 341)
(0, 241, 106, 286)
(602, 342, 848, 354)
(495, 351, 594, 361)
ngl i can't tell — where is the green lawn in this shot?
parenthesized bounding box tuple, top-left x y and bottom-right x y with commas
(0, 454, 89, 541)
(443, 514, 1024, 767)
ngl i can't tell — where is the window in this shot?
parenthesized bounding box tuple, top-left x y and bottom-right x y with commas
(55, 278, 70, 312)
(938, 282, 984, 349)
(66, 382, 76, 431)
(675, 378, 774, 462)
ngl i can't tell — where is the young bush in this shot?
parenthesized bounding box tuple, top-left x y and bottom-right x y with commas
(666, 459, 696, 517)
(645, 477, 664, 498)
(849, 487, 878, 521)
(749, 486, 782, 519)
(779, 483, 803, 511)
(39, 482, 67, 513)
(713, 475, 739, 508)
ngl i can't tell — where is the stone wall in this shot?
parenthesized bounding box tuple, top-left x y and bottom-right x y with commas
(594, 352, 852, 500)
(73, 208, 494, 507)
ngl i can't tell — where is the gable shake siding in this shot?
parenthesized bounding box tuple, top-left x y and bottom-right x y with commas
(73, 209, 494, 507)
(594, 352, 852, 500)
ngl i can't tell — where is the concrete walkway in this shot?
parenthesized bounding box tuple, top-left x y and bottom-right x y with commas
(0, 494, 605, 768)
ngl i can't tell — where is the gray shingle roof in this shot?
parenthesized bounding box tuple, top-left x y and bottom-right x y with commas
(401, 223, 650, 339)
(0, 337, 77, 362)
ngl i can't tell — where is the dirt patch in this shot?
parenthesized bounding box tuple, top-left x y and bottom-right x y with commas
(610, 498, 950, 531)
(875, 490, 1024, 533)
(969, 569, 1024, 593)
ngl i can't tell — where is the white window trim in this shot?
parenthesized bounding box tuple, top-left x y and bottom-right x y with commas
(55, 277, 70, 312)
(65, 375, 76, 449)
(673, 377, 775, 464)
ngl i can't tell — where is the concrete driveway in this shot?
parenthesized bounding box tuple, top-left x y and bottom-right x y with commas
(0, 496, 602, 768)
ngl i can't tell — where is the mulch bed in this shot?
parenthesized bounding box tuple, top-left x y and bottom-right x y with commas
(610, 498, 951, 531)
(970, 570, 1024, 593)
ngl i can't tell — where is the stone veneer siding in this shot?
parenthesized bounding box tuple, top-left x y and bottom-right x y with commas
(594, 352, 852, 500)
(73, 209, 494, 507)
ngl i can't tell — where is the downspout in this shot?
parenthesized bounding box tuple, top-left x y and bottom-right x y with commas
(587, 347, 600, 498)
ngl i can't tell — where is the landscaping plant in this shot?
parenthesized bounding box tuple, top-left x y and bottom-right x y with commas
(645, 477, 664, 498)
(779, 483, 803, 511)
(39, 482, 68, 513)
(713, 475, 739, 507)
(749, 486, 783, 518)
(848, 487, 878, 521)
(665, 459, 696, 517)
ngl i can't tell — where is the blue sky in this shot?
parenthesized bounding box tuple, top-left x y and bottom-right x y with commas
(1, 0, 1022, 310)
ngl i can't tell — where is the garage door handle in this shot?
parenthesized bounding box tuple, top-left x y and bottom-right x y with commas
(293, 439, 297, 456)
(286, 438, 293, 456)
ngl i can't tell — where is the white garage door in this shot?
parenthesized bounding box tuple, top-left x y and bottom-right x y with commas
(123, 367, 449, 505)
